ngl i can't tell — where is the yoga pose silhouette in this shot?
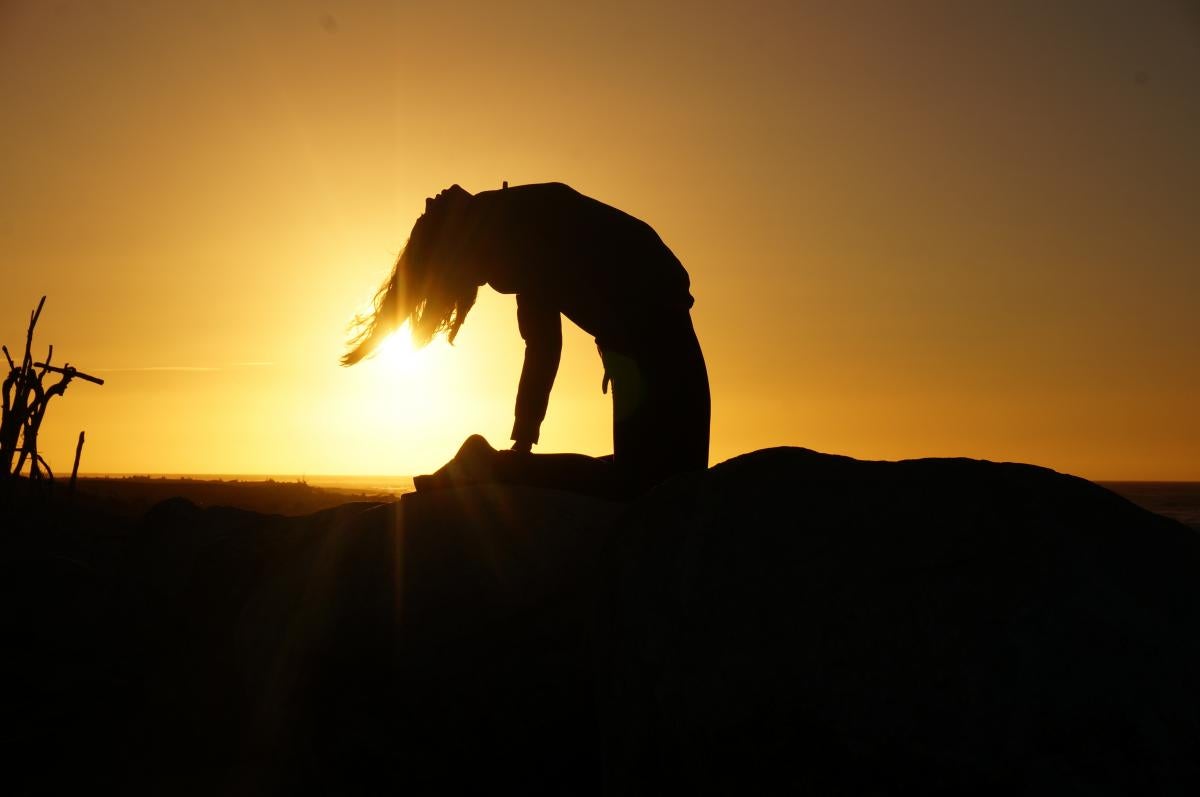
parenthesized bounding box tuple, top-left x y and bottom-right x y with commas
(343, 182, 709, 495)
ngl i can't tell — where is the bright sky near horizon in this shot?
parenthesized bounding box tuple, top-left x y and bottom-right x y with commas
(2, 0, 1198, 480)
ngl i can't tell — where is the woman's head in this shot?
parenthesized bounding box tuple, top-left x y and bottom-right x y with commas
(342, 186, 479, 365)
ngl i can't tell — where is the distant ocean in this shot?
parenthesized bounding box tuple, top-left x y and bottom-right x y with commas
(302, 475, 416, 494)
(1101, 482, 1200, 533)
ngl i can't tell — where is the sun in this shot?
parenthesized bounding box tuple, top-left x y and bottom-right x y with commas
(370, 328, 458, 380)
(375, 330, 424, 372)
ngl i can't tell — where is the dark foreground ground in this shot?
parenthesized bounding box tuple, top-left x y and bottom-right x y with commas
(4, 450, 1200, 795)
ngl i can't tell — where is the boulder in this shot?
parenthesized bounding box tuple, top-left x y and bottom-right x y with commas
(602, 448, 1200, 794)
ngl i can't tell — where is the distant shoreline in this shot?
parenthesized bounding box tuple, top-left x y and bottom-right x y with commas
(63, 474, 408, 518)
(76, 473, 416, 496)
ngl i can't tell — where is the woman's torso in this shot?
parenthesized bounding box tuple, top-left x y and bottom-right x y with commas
(465, 183, 695, 350)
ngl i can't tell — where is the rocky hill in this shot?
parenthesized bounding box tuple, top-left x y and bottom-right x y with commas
(5, 447, 1198, 794)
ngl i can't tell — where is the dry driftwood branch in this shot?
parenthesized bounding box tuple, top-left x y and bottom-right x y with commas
(32, 363, 105, 386)
(70, 430, 85, 493)
(28, 450, 53, 482)
(23, 296, 45, 371)
(1, 296, 103, 480)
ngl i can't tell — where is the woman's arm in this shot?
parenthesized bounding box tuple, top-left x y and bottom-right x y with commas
(511, 293, 562, 449)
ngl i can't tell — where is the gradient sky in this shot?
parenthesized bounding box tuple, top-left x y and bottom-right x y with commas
(2, 0, 1197, 480)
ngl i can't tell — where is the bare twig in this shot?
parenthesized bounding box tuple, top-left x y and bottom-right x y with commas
(70, 430, 85, 494)
(23, 296, 45, 371)
(33, 363, 105, 386)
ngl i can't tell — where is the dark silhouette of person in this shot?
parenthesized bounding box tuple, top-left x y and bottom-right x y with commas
(342, 182, 709, 496)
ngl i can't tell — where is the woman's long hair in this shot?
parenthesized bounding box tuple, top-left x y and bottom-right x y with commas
(341, 207, 479, 366)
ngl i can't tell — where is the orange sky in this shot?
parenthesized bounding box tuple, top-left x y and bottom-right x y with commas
(2, 1, 1198, 480)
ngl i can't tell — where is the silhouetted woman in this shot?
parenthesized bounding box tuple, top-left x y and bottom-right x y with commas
(343, 182, 709, 495)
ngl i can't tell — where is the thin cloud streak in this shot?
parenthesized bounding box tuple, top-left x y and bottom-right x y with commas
(94, 362, 275, 373)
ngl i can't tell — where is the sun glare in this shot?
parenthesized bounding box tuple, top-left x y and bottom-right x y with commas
(349, 327, 467, 463)
(375, 330, 425, 373)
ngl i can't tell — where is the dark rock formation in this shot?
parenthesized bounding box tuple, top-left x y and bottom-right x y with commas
(602, 448, 1200, 795)
(6, 448, 1199, 794)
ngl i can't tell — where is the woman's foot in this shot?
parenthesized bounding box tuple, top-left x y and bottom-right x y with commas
(414, 434, 497, 491)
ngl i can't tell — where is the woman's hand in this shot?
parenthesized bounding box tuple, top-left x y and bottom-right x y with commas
(509, 440, 533, 454)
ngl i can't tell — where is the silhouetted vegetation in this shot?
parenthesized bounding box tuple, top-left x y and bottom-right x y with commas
(1, 296, 103, 483)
